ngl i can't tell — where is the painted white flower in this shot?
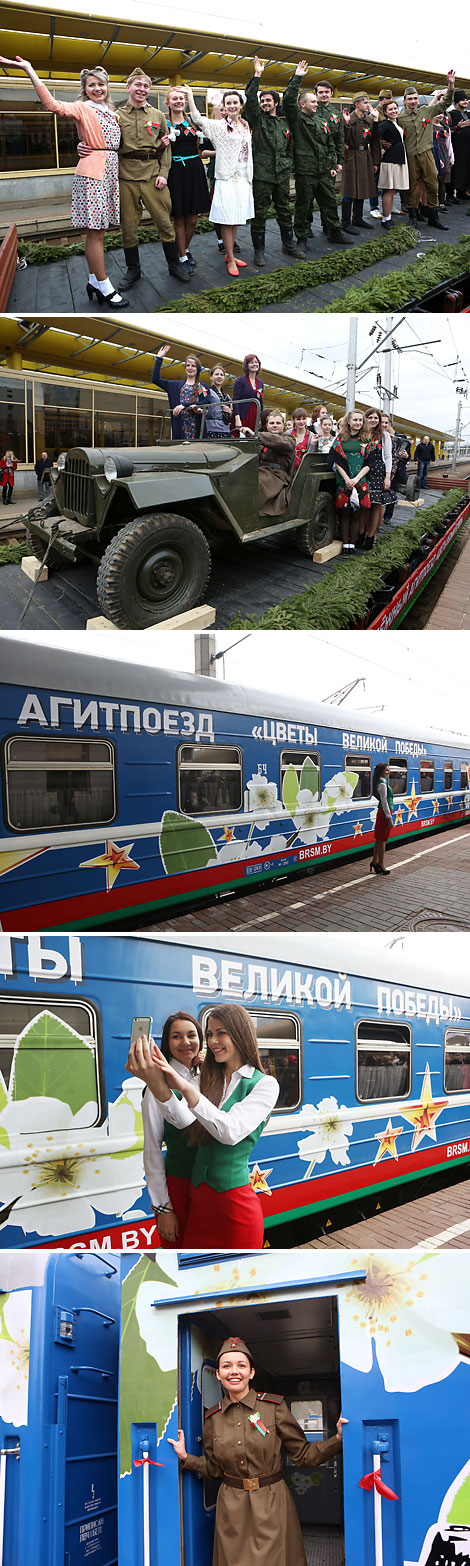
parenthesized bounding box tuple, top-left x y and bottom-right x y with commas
(340, 1253, 470, 1393)
(323, 771, 356, 813)
(288, 1472, 314, 1495)
(0, 1093, 145, 1237)
(0, 1095, 100, 1146)
(298, 1097, 353, 1175)
(0, 1291, 31, 1426)
(246, 773, 278, 818)
(293, 789, 332, 845)
(369, 805, 378, 828)
(216, 836, 262, 864)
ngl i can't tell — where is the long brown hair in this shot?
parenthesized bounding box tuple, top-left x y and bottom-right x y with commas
(184, 353, 204, 406)
(365, 408, 383, 440)
(161, 1010, 203, 1065)
(189, 1003, 265, 1146)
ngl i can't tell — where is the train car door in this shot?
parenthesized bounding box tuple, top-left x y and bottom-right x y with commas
(178, 1289, 344, 1566)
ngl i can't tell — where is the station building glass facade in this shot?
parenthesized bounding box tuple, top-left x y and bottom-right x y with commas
(0, 81, 207, 181)
(0, 370, 168, 468)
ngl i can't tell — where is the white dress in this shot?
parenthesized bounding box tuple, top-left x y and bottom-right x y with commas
(190, 107, 254, 224)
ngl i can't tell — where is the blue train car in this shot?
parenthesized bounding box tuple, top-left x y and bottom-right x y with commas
(0, 932, 469, 1249)
(0, 1249, 120, 1566)
(0, 636, 469, 929)
(118, 1249, 470, 1566)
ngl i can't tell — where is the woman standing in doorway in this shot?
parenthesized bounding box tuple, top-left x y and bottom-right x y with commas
(141, 1010, 203, 1249)
(371, 760, 394, 876)
(168, 1333, 345, 1566)
(126, 1003, 279, 1247)
(0, 56, 129, 309)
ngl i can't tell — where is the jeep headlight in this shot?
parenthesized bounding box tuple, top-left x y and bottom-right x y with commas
(57, 452, 67, 471)
(104, 457, 118, 483)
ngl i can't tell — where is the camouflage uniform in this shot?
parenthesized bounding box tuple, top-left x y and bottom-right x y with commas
(243, 75, 296, 257)
(283, 73, 342, 240)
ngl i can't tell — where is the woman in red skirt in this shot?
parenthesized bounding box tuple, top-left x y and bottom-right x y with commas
(371, 760, 394, 876)
(139, 1010, 203, 1248)
(130, 1004, 279, 1247)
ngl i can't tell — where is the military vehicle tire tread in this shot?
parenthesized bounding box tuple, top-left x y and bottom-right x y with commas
(296, 491, 337, 555)
(96, 511, 212, 628)
(27, 497, 62, 571)
(406, 474, 420, 502)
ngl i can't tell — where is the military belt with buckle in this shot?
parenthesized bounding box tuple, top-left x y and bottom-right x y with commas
(122, 149, 160, 160)
(222, 1471, 283, 1491)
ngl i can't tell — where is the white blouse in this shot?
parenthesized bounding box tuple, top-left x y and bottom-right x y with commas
(377, 777, 393, 821)
(162, 1063, 279, 1146)
(382, 430, 393, 475)
(142, 1058, 199, 1209)
(190, 107, 253, 182)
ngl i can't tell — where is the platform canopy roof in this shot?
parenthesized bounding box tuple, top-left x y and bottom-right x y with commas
(0, 0, 454, 96)
(0, 317, 449, 439)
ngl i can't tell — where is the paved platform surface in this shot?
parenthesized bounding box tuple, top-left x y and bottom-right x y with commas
(301, 1173, 470, 1250)
(424, 525, 470, 628)
(0, 489, 441, 631)
(8, 202, 467, 312)
(146, 821, 470, 933)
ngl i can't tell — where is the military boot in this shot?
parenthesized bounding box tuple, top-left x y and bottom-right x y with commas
(326, 226, 353, 245)
(162, 241, 192, 283)
(296, 238, 307, 258)
(352, 201, 372, 228)
(120, 246, 142, 291)
(252, 231, 266, 266)
(342, 200, 359, 234)
(281, 227, 299, 257)
(407, 207, 418, 224)
(428, 208, 449, 230)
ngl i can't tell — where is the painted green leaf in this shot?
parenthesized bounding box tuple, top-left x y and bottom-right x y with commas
(11, 1010, 97, 1114)
(448, 1472, 470, 1524)
(160, 812, 218, 876)
(0, 1295, 14, 1342)
(344, 770, 359, 792)
(300, 758, 319, 799)
(0, 1070, 8, 1146)
(282, 764, 299, 816)
(120, 1256, 178, 1476)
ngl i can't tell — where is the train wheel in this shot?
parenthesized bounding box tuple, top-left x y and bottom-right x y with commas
(295, 492, 337, 555)
(406, 474, 420, 501)
(96, 512, 212, 628)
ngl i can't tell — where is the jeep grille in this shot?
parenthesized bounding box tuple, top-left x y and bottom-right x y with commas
(63, 455, 91, 520)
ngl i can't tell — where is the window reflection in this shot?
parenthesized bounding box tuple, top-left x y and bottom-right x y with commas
(356, 1020, 411, 1100)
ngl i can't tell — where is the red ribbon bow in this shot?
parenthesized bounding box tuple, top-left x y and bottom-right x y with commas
(133, 1455, 165, 1469)
(359, 1468, 399, 1501)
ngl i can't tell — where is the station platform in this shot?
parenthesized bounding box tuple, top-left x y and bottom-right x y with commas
(148, 820, 470, 934)
(301, 1173, 470, 1251)
(424, 526, 470, 629)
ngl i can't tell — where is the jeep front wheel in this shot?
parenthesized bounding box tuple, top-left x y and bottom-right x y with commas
(96, 512, 212, 628)
(296, 491, 337, 556)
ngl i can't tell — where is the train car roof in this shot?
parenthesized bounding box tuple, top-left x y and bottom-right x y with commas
(137, 932, 470, 999)
(1, 635, 468, 749)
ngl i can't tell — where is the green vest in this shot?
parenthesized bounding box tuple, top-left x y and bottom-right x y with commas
(164, 1089, 196, 1180)
(191, 1070, 266, 1193)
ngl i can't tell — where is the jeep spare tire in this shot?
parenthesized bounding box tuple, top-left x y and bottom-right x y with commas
(96, 512, 212, 628)
(296, 491, 337, 556)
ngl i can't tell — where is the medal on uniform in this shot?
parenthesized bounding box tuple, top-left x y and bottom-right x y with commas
(249, 1412, 268, 1436)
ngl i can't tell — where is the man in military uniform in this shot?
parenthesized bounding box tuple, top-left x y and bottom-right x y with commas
(314, 79, 345, 231)
(244, 57, 297, 266)
(398, 69, 455, 227)
(117, 68, 190, 287)
(283, 61, 352, 253)
(169, 1335, 345, 1566)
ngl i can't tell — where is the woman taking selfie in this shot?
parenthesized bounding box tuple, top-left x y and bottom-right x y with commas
(126, 1003, 279, 1246)
(141, 1010, 203, 1248)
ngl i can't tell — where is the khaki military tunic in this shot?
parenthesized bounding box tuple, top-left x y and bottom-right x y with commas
(182, 1386, 341, 1566)
(117, 101, 175, 246)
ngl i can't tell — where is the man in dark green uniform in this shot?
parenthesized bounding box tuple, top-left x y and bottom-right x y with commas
(398, 69, 455, 227)
(244, 56, 297, 266)
(117, 68, 190, 287)
(314, 80, 345, 232)
(283, 60, 351, 253)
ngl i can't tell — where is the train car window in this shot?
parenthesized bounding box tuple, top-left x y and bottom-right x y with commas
(420, 759, 435, 793)
(356, 1019, 411, 1101)
(444, 1028, 470, 1092)
(198, 1007, 301, 1111)
(279, 748, 321, 796)
(0, 995, 103, 1128)
(178, 744, 243, 815)
(460, 764, 468, 789)
(388, 757, 408, 795)
(444, 761, 453, 791)
(344, 754, 371, 798)
(4, 736, 116, 831)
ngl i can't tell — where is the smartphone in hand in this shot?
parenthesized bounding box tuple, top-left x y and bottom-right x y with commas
(130, 1016, 153, 1048)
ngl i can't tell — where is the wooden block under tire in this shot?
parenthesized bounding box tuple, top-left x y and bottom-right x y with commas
(313, 540, 343, 563)
(86, 605, 216, 632)
(21, 555, 48, 581)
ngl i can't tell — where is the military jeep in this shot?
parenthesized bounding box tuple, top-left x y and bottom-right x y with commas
(26, 420, 337, 628)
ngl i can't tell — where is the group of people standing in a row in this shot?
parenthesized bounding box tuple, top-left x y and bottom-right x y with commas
(1, 50, 464, 302)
